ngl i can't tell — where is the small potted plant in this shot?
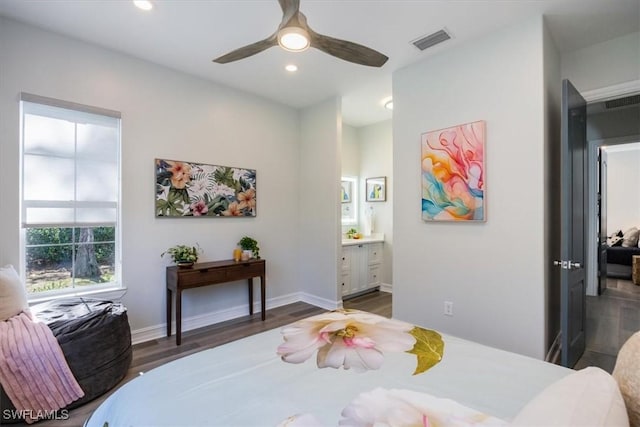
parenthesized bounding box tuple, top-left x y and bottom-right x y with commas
(346, 228, 359, 239)
(238, 236, 260, 259)
(161, 244, 201, 268)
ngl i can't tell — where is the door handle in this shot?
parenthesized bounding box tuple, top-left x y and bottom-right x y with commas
(553, 260, 568, 269)
(554, 260, 582, 270)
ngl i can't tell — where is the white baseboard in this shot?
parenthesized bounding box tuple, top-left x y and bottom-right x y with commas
(299, 292, 341, 311)
(380, 283, 392, 293)
(131, 291, 302, 345)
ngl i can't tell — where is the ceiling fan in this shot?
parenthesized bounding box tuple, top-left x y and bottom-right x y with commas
(213, 0, 388, 67)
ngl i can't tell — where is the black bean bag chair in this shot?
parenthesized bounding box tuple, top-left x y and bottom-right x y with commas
(0, 298, 132, 423)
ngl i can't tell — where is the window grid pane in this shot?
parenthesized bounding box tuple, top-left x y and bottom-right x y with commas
(22, 98, 120, 296)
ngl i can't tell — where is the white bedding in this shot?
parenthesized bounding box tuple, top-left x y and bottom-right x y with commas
(85, 316, 570, 427)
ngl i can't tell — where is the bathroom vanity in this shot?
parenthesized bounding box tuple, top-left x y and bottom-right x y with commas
(340, 235, 384, 298)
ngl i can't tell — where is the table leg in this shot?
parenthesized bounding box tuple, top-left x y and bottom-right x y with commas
(166, 288, 172, 338)
(176, 290, 182, 346)
(261, 274, 266, 321)
(248, 278, 254, 315)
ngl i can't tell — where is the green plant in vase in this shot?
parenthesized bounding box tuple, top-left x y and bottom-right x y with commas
(238, 236, 260, 259)
(161, 244, 201, 267)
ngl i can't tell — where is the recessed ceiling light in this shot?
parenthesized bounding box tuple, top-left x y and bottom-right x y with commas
(133, 0, 153, 11)
(285, 64, 298, 72)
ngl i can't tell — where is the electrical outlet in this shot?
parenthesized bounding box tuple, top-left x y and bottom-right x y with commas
(444, 301, 453, 316)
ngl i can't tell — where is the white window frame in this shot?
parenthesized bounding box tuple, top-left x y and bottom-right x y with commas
(19, 93, 123, 301)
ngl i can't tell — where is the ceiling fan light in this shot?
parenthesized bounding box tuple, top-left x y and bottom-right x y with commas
(278, 27, 310, 52)
(133, 0, 153, 11)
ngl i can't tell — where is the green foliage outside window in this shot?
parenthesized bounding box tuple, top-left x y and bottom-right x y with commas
(25, 227, 115, 267)
(25, 227, 116, 293)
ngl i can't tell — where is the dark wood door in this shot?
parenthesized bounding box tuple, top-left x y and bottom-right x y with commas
(560, 79, 587, 368)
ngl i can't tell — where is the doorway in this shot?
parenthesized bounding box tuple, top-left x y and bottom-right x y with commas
(575, 90, 640, 371)
(585, 100, 640, 296)
(595, 142, 640, 294)
(558, 80, 640, 368)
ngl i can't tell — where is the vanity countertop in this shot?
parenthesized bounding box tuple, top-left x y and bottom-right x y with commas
(341, 233, 384, 246)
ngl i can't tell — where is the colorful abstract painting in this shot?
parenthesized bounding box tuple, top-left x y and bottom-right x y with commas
(155, 159, 256, 217)
(421, 121, 485, 221)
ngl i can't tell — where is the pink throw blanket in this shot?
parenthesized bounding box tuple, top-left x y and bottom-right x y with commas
(0, 311, 84, 424)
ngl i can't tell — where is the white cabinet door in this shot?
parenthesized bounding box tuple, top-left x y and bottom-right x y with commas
(355, 244, 368, 293)
(368, 264, 382, 287)
(341, 242, 384, 297)
(341, 272, 352, 296)
(367, 243, 383, 288)
(368, 243, 383, 265)
(341, 246, 359, 295)
(341, 247, 352, 271)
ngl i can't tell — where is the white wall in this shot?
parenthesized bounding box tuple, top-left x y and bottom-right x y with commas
(341, 124, 360, 177)
(606, 148, 640, 232)
(0, 18, 304, 337)
(299, 97, 342, 307)
(358, 120, 393, 286)
(561, 32, 640, 92)
(543, 19, 562, 351)
(393, 16, 547, 358)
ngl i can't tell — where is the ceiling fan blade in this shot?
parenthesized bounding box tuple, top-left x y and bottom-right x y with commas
(309, 30, 388, 67)
(213, 35, 278, 64)
(278, 0, 300, 28)
(278, 0, 300, 16)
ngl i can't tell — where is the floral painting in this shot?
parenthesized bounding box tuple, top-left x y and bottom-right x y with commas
(421, 120, 485, 221)
(155, 159, 256, 217)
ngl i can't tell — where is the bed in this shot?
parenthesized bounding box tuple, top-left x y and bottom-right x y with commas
(84, 310, 627, 426)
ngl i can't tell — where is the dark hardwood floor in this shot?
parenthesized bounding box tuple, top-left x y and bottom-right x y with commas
(30, 291, 391, 427)
(574, 277, 640, 373)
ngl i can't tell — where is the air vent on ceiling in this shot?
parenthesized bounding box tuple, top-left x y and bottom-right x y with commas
(412, 29, 451, 51)
(605, 94, 640, 109)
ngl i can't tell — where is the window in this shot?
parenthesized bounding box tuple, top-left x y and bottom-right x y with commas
(20, 93, 121, 297)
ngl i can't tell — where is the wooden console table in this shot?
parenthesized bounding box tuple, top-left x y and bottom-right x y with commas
(166, 258, 266, 345)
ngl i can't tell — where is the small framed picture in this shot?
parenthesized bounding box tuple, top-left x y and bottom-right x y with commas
(341, 180, 352, 203)
(366, 177, 386, 202)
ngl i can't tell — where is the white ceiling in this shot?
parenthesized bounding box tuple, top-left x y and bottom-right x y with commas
(0, 0, 638, 127)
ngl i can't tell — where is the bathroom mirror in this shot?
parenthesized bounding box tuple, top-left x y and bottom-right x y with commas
(341, 177, 357, 225)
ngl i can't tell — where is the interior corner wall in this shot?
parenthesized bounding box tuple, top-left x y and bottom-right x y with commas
(357, 120, 393, 286)
(0, 18, 301, 335)
(392, 16, 547, 358)
(561, 32, 640, 92)
(299, 98, 341, 307)
(543, 18, 562, 353)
